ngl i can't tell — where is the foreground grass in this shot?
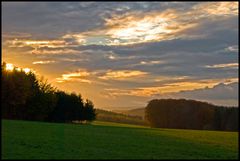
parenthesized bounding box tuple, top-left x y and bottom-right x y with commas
(2, 119, 239, 159)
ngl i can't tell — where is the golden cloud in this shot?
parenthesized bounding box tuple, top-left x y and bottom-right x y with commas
(56, 69, 92, 83)
(103, 78, 238, 97)
(30, 48, 80, 55)
(32, 60, 56, 65)
(153, 76, 191, 82)
(205, 63, 238, 69)
(7, 39, 67, 48)
(193, 2, 238, 16)
(103, 10, 196, 45)
(99, 70, 148, 80)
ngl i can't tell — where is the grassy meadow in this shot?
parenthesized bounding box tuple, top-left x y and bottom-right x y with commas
(2, 119, 239, 159)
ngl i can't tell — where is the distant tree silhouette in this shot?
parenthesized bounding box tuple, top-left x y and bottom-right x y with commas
(145, 99, 238, 131)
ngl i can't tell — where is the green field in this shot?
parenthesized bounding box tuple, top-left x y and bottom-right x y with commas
(2, 119, 239, 159)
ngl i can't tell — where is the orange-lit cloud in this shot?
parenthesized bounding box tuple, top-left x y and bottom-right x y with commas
(153, 76, 191, 82)
(56, 69, 92, 83)
(103, 78, 238, 97)
(30, 48, 80, 55)
(192, 2, 238, 16)
(7, 39, 67, 48)
(4, 38, 82, 55)
(57, 69, 149, 84)
(205, 63, 238, 69)
(99, 70, 148, 80)
(104, 10, 198, 45)
(32, 60, 56, 65)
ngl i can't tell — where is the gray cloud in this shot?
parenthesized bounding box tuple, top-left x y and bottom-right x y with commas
(172, 82, 238, 106)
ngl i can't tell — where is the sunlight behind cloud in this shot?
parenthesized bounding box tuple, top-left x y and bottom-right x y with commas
(61, 9, 197, 46)
(104, 11, 176, 44)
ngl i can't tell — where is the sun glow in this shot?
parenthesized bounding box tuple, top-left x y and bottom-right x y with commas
(23, 68, 31, 73)
(5, 63, 14, 71)
(4, 63, 32, 74)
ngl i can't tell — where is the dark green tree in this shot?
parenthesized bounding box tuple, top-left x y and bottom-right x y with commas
(84, 99, 96, 122)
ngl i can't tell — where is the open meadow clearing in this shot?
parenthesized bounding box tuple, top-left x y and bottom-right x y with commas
(2, 119, 238, 159)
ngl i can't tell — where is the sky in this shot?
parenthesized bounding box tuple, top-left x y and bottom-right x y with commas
(2, 2, 238, 110)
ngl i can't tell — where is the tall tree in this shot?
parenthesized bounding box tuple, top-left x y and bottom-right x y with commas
(84, 99, 96, 122)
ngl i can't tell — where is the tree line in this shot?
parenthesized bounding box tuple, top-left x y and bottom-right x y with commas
(95, 109, 146, 126)
(1, 62, 96, 123)
(145, 99, 238, 131)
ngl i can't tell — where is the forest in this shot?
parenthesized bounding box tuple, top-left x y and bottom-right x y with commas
(145, 99, 238, 131)
(1, 62, 96, 123)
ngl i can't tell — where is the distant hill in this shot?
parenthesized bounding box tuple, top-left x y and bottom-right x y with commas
(113, 108, 145, 119)
(95, 108, 146, 126)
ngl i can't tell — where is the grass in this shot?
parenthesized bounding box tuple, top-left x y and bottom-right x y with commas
(2, 119, 239, 159)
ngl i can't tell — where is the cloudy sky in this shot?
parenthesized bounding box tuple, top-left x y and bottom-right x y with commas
(2, 2, 238, 109)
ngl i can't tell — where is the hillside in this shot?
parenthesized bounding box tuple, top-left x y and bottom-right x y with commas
(113, 108, 145, 119)
(95, 109, 146, 125)
(2, 119, 238, 159)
